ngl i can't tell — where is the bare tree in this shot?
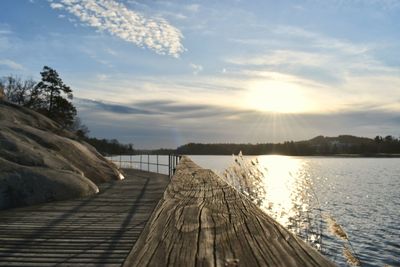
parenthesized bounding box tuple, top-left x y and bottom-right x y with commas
(0, 75, 37, 106)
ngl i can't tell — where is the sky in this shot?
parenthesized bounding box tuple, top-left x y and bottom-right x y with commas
(0, 0, 399, 148)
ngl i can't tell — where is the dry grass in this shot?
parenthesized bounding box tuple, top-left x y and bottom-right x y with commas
(222, 152, 266, 205)
(343, 245, 361, 266)
(325, 215, 362, 266)
(325, 215, 348, 241)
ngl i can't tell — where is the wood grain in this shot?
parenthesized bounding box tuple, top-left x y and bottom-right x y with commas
(0, 169, 170, 266)
(123, 156, 336, 267)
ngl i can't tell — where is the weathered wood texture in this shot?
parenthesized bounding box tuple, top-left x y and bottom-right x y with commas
(124, 156, 336, 267)
(0, 169, 170, 266)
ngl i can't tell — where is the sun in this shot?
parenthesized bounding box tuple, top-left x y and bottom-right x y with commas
(245, 80, 315, 113)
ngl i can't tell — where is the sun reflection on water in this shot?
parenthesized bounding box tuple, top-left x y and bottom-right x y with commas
(257, 155, 306, 227)
(223, 154, 321, 248)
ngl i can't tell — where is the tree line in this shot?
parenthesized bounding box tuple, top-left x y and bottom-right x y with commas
(0, 66, 135, 155)
(176, 135, 400, 156)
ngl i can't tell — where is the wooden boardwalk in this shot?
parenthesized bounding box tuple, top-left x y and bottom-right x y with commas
(124, 157, 336, 267)
(0, 169, 170, 267)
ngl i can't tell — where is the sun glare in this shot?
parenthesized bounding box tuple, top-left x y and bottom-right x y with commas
(246, 80, 315, 113)
(256, 155, 307, 227)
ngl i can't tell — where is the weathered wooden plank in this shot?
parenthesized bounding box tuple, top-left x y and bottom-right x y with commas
(0, 263, 121, 267)
(123, 157, 336, 267)
(0, 169, 170, 266)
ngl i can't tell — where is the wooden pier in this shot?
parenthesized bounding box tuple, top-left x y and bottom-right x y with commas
(0, 169, 170, 266)
(0, 157, 335, 266)
(124, 157, 335, 267)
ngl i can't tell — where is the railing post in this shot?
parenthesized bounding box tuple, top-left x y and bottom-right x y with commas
(156, 155, 159, 173)
(172, 155, 175, 174)
(168, 155, 171, 177)
(109, 154, 179, 176)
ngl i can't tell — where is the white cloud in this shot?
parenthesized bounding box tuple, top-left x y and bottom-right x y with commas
(272, 25, 371, 55)
(50, 3, 64, 9)
(0, 59, 23, 70)
(227, 50, 329, 67)
(105, 47, 117, 56)
(51, 0, 185, 57)
(96, 74, 109, 81)
(190, 63, 203, 75)
(0, 30, 12, 35)
(185, 4, 200, 12)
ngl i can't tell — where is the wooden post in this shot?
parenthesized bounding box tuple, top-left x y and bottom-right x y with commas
(140, 155, 142, 170)
(119, 155, 122, 168)
(156, 155, 159, 173)
(168, 155, 171, 177)
(147, 154, 150, 172)
(173, 155, 176, 174)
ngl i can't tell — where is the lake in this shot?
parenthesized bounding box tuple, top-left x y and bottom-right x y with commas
(190, 155, 400, 267)
(109, 154, 400, 266)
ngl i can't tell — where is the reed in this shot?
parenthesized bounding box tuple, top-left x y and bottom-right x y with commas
(325, 215, 361, 266)
(343, 245, 361, 266)
(325, 215, 348, 241)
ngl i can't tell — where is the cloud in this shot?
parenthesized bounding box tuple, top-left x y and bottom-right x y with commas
(185, 4, 200, 12)
(190, 63, 203, 75)
(0, 59, 23, 70)
(50, 0, 185, 57)
(50, 3, 64, 9)
(223, 24, 400, 112)
(96, 74, 109, 81)
(133, 100, 233, 119)
(273, 26, 370, 55)
(0, 29, 12, 35)
(75, 98, 156, 115)
(76, 97, 232, 119)
(105, 47, 117, 56)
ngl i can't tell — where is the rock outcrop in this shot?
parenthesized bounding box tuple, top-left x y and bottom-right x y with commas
(0, 100, 123, 210)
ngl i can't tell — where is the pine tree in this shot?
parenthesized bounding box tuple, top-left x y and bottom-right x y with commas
(36, 66, 76, 127)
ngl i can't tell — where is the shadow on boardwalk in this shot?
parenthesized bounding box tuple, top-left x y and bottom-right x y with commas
(0, 169, 169, 267)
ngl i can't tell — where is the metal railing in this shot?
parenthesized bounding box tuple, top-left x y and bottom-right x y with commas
(107, 154, 181, 177)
